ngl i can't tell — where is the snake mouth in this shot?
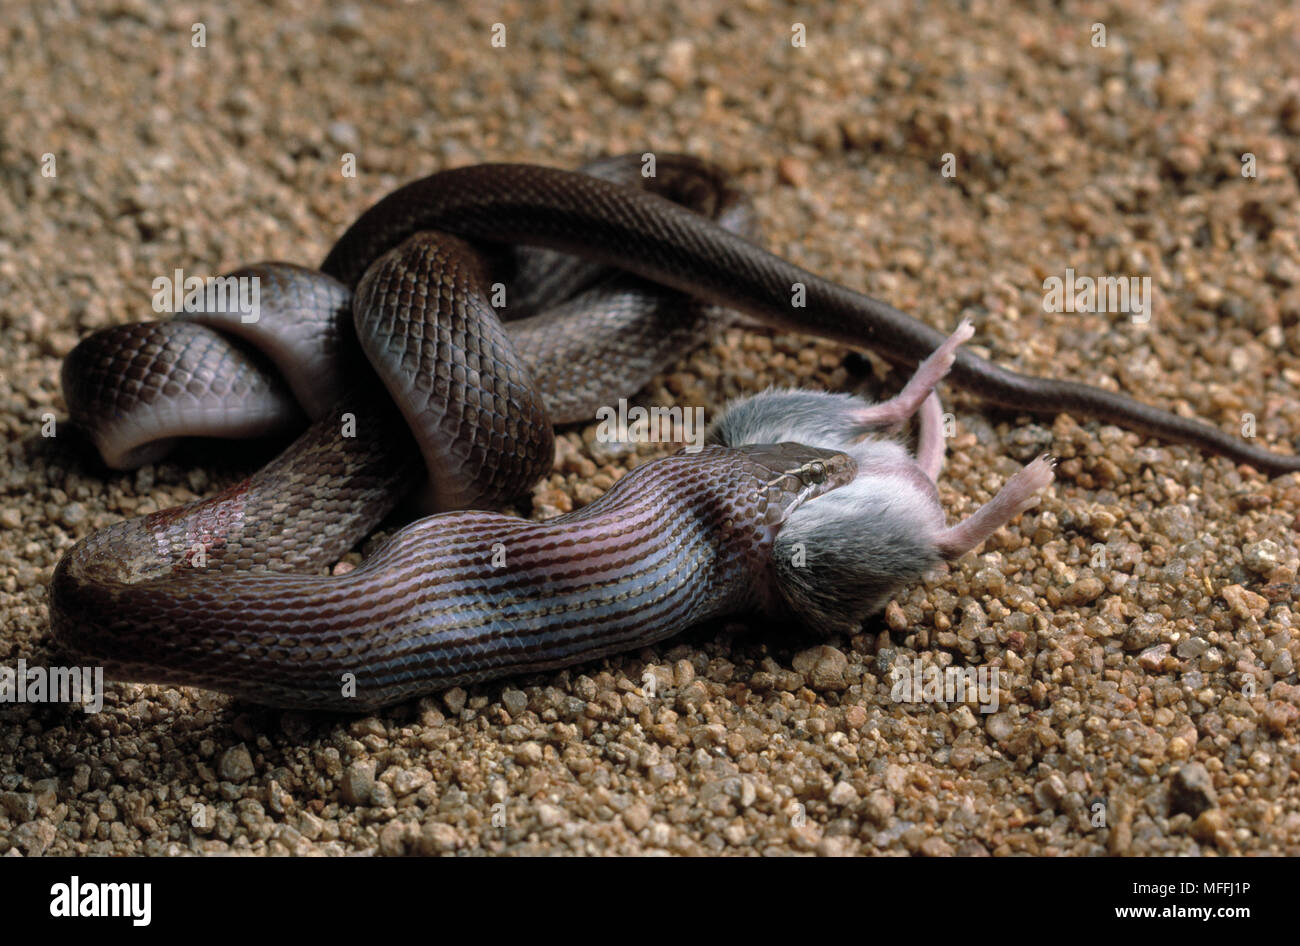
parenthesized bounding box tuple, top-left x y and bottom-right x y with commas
(727, 442, 859, 536)
(787, 477, 832, 517)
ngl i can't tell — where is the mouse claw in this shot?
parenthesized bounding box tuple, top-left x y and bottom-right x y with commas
(1024, 453, 1057, 488)
(929, 317, 975, 375)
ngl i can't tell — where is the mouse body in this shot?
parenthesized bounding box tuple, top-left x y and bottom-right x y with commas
(708, 320, 1056, 632)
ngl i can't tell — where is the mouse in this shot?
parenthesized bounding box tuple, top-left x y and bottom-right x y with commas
(707, 318, 1057, 632)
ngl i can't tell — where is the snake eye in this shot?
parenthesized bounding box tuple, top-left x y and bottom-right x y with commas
(803, 460, 826, 485)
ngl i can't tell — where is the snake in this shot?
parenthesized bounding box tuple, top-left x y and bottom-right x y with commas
(48, 154, 1300, 711)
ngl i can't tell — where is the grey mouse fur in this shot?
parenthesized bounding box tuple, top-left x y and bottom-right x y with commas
(708, 320, 1055, 633)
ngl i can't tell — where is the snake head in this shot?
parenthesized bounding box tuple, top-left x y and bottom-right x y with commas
(731, 442, 857, 525)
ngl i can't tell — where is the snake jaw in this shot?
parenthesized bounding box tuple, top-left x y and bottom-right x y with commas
(785, 455, 856, 519)
(735, 443, 858, 525)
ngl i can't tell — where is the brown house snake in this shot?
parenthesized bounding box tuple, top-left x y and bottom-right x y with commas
(47, 154, 1298, 710)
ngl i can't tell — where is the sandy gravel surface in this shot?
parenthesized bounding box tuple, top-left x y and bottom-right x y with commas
(2, 0, 1299, 855)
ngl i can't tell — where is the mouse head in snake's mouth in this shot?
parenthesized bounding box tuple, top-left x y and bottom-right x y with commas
(708, 389, 953, 633)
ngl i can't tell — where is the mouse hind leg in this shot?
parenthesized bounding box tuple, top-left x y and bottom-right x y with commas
(932, 455, 1056, 560)
(850, 317, 974, 436)
(850, 318, 972, 482)
(914, 391, 946, 482)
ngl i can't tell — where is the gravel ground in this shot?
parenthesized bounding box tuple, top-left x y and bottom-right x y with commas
(2, 0, 1299, 856)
